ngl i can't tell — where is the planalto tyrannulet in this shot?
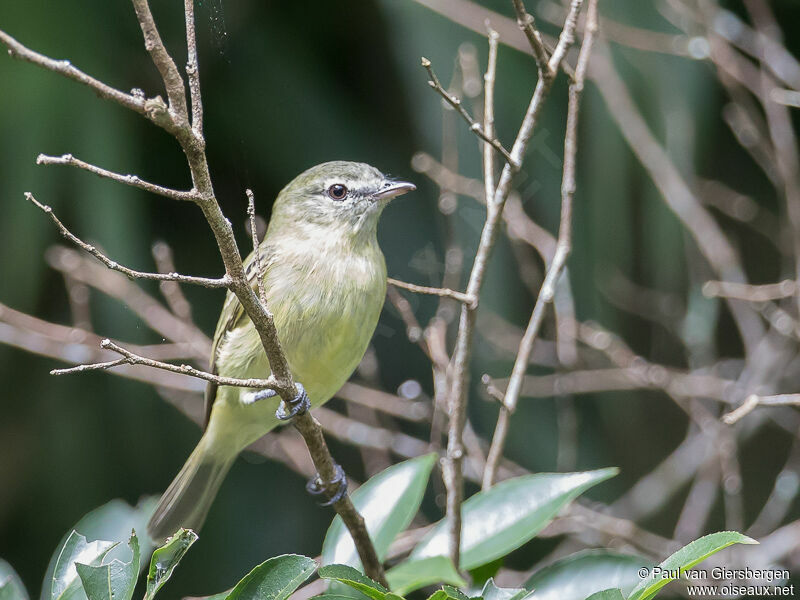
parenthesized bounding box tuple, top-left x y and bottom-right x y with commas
(147, 161, 415, 540)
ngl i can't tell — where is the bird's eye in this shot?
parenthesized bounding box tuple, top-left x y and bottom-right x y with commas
(327, 184, 348, 201)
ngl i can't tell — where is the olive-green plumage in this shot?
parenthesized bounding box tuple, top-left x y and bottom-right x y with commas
(147, 161, 415, 541)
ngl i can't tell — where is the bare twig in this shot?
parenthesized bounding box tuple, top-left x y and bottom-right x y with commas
(0, 30, 149, 118)
(47, 246, 211, 360)
(483, 26, 499, 213)
(26, 193, 230, 288)
(388, 277, 476, 307)
(130, 0, 189, 123)
(421, 57, 518, 168)
(247, 189, 268, 306)
(54, 338, 278, 389)
(482, 0, 597, 490)
(442, 0, 586, 568)
(152, 241, 196, 322)
(511, 0, 551, 74)
(184, 0, 203, 134)
(703, 279, 798, 303)
(722, 393, 800, 425)
(36, 153, 198, 201)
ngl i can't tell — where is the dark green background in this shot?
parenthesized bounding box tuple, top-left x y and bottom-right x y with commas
(1, 1, 798, 598)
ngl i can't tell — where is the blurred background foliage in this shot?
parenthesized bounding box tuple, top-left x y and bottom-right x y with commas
(1, 0, 799, 597)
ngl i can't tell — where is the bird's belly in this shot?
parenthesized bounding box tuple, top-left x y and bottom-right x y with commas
(209, 271, 385, 447)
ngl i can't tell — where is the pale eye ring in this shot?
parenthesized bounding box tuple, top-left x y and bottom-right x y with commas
(327, 183, 348, 201)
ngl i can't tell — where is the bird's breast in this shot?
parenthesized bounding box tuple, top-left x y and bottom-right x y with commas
(217, 243, 387, 411)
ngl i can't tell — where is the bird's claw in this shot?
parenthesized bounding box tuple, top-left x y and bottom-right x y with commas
(276, 382, 310, 421)
(306, 463, 348, 506)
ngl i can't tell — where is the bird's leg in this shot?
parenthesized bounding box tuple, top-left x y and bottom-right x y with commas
(253, 382, 345, 504)
(306, 462, 348, 506)
(245, 382, 310, 421)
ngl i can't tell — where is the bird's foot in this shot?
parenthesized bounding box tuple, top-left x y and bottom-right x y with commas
(275, 382, 310, 421)
(306, 463, 348, 506)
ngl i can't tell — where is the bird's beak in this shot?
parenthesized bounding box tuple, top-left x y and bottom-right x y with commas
(373, 180, 416, 201)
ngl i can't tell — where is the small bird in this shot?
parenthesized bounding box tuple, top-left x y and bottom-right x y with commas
(147, 161, 415, 541)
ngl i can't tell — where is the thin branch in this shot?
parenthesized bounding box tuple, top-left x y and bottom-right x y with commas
(247, 189, 268, 306)
(25, 192, 230, 288)
(386, 284, 426, 346)
(0, 30, 147, 117)
(152, 241, 196, 322)
(722, 393, 800, 425)
(388, 277, 476, 307)
(130, 0, 189, 124)
(37, 153, 198, 201)
(511, 0, 551, 74)
(421, 57, 518, 169)
(703, 279, 797, 302)
(483, 0, 597, 490)
(483, 26, 499, 209)
(184, 0, 204, 134)
(54, 338, 279, 388)
(47, 246, 211, 361)
(26, 193, 230, 288)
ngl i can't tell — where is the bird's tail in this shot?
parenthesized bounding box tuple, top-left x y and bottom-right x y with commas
(147, 432, 237, 542)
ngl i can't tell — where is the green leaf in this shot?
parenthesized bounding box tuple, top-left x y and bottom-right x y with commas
(144, 528, 198, 600)
(318, 565, 388, 600)
(411, 469, 618, 570)
(322, 454, 437, 569)
(75, 531, 140, 600)
(386, 557, 465, 595)
(311, 596, 360, 600)
(627, 531, 757, 600)
(0, 560, 29, 600)
(468, 559, 503, 588)
(51, 532, 119, 600)
(524, 550, 650, 600)
(481, 579, 525, 600)
(440, 586, 469, 600)
(226, 555, 317, 600)
(41, 497, 158, 600)
(585, 591, 625, 600)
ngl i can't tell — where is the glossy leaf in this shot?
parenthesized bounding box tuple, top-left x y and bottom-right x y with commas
(386, 556, 465, 595)
(318, 565, 388, 600)
(144, 529, 198, 600)
(411, 469, 618, 570)
(627, 531, 757, 600)
(322, 454, 437, 569)
(75, 531, 140, 600)
(481, 579, 525, 600)
(51, 532, 118, 600)
(524, 550, 650, 600)
(439, 586, 469, 600)
(226, 555, 316, 600)
(0, 560, 29, 600)
(586, 591, 625, 600)
(41, 497, 158, 600)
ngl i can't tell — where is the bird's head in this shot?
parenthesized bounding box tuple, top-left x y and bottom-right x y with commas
(269, 161, 415, 246)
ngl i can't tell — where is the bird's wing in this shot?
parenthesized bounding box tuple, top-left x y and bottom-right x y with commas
(203, 247, 274, 428)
